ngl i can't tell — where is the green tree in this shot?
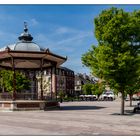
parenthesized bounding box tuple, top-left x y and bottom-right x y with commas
(82, 7, 140, 115)
(58, 90, 65, 103)
(82, 83, 93, 95)
(92, 82, 105, 99)
(0, 70, 30, 93)
(125, 77, 140, 107)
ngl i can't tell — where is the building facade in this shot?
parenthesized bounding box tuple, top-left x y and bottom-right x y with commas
(37, 66, 75, 99)
(75, 73, 97, 96)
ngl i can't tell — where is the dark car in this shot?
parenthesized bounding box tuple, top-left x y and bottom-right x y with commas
(133, 102, 140, 113)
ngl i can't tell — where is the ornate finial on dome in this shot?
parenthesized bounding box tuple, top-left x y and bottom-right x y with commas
(24, 21, 28, 32)
(18, 22, 33, 41)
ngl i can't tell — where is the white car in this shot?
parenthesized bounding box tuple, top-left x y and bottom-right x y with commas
(132, 94, 140, 101)
(100, 91, 115, 101)
(79, 94, 97, 101)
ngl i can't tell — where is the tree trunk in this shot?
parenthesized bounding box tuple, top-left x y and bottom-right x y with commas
(97, 94, 100, 100)
(2, 86, 4, 93)
(60, 98, 63, 103)
(1, 78, 4, 93)
(121, 92, 125, 115)
(129, 94, 133, 107)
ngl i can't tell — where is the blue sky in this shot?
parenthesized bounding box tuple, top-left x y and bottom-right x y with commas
(0, 5, 140, 74)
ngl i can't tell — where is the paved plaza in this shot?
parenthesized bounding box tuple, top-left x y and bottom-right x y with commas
(0, 100, 140, 136)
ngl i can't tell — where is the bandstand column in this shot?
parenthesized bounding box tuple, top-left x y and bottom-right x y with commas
(54, 65, 57, 101)
(40, 59, 43, 100)
(50, 67, 53, 100)
(51, 64, 57, 100)
(12, 57, 16, 100)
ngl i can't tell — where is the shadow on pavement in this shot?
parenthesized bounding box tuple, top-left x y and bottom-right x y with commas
(60, 105, 106, 111)
(125, 110, 140, 114)
(111, 110, 140, 116)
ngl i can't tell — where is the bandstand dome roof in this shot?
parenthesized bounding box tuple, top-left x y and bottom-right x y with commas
(0, 42, 42, 52)
(0, 22, 67, 69)
(3, 42, 43, 51)
(0, 22, 44, 52)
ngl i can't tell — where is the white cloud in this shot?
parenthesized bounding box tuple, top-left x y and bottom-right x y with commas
(53, 26, 83, 35)
(55, 27, 70, 34)
(56, 31, 92, 45)
(30, 18, 39, 26)
(35, 26, 93, 52)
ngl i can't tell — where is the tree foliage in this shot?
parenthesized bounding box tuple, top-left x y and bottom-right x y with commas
(125, 76, 140, 106)
(0, 70, 30, 93)
(82, 83, 93, 95)
(82, 7, 140, 114)
(92, 82, 105, 98)
(82, 82, 105, 99)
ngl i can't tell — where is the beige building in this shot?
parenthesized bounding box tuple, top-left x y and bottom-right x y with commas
(36, 67, 75, 99)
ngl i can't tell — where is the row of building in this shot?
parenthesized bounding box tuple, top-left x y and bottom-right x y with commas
(0, 66, 97, 100)
(36, 67, 97, 99)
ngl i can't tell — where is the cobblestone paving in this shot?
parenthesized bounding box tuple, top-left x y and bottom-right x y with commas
(0, 100, 140, 136)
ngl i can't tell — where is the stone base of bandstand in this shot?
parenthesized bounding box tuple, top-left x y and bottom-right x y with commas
(0, 100, 60, 111)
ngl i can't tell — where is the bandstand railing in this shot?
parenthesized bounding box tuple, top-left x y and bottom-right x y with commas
(0, 92, 38, 100)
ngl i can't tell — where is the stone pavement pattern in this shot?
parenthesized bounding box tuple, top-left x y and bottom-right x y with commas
(0, 101, 140, 136)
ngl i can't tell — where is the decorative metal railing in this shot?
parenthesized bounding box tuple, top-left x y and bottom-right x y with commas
(0, 93, 38, 100)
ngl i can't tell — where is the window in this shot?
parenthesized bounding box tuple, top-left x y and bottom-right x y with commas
(76, 86, 80, 89)
(77, 80, 80, 85)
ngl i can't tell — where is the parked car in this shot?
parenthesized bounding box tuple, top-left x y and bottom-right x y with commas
(79, 94, 97, 101)
(133, 102, 140, 113)
(100, 91, 115, 101)
(132, 94, 140, 101)
(125, 96, 129, 101)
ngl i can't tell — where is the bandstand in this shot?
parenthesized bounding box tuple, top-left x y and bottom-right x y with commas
(0, 23, 67, 111)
